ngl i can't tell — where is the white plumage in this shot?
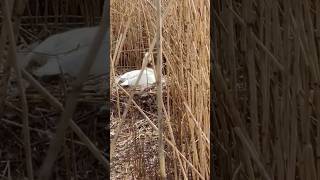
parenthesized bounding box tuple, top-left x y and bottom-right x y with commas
(21, 26, 107, 77)
(116, 67, 156, 88)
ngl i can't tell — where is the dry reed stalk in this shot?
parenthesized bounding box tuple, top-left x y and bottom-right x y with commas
(261, 0, 271, 167)
(315, 0, 320, 175)
(1, 0, 34, 179)
(242, 0, 260, 155)
(155, 0, 166, 178)
(112, 17, 132, 67)
(0, 3, 11, 120)
(225, 0, 237, 105)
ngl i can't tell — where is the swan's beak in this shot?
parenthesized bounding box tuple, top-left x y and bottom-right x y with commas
(114, 77, 120, 84)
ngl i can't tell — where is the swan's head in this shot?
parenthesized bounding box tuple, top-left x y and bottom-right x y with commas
(114, 76, 126, 85)
(144, 52, 154, 64)
(146, 62, 153, 68)
(144, 52, 151, 59)
(144, 52, 155, 69)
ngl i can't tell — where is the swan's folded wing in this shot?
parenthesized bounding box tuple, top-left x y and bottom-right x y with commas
(32, 27, 99, 55)
(119, 80, 129, 86)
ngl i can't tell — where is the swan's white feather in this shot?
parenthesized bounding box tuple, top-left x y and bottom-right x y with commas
(117, 68, 156, 87)
(26, 26, 107, 77)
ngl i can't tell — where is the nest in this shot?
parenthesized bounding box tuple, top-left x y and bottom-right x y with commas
(110, 84, 170, 179)
(2, 74, 108, 179)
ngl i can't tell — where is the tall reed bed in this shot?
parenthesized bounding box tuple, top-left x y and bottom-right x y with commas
(214, 0, 320, 179)
(111, 0, 210, 179)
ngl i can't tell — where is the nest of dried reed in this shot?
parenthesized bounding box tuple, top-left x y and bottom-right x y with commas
(1, 74, 108, 179)
(110, 84, 172, 179)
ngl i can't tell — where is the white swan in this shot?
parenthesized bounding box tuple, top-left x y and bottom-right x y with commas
(116, 67, 156, 88)
(21, 26, 107, 77)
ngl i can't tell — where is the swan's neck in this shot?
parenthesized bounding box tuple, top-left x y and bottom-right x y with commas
(144, 67, 153, 71)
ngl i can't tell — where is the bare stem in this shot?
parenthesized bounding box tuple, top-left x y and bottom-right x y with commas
(2, 0, 34, 179)
(156, 0, 166, 179)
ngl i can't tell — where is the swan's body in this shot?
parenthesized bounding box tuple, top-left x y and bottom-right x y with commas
(116, 68, 156, 87)
(21, 26, 107, 77)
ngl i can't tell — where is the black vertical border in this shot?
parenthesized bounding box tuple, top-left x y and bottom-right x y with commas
(103, 0, 111, 178)
(210, 0, 217, 179)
